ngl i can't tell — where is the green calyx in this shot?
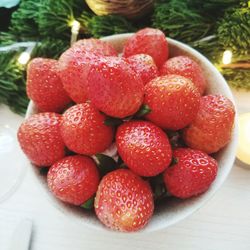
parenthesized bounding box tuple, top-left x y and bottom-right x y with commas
(95, 153, 117, 176)
(81, 196, 94, 209)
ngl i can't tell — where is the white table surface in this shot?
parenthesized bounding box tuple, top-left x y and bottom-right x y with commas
(0, 88, 250, 250)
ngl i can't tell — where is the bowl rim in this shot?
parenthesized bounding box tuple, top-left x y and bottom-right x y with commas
(25, 34, 239, 233)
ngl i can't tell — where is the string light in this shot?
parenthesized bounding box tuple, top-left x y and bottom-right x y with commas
(17, 45, 34, 65)
(18, 52, 31, 65)
(237, 113, 250, 165)
(222, 50, 232, 65)
(70, 20, 81, 45)
(0, 42, 36, 66)
(71, 20, 80, 34)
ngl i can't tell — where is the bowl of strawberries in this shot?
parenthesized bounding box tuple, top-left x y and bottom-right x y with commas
(18, 28, 238, 233)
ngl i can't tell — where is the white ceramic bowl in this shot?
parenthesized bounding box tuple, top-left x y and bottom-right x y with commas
(25, 34, 238, 233)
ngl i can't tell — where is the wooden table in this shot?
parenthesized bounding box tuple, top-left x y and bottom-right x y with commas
(0, 89, 250, 250)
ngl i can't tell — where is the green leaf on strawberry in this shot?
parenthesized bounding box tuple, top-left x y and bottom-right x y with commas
(81, 196, 95, 209)
(95, 153, 117, 176)
(166, 130, 186, 149)
(148, 174, 170, 201)
(170, 157, 179, 165)
(104, 117, 123, 127)
(39, 167, 49, 176)
(134, 104, 151, 118)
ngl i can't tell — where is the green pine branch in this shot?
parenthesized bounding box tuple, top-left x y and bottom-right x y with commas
(36, 0, 76, 39)
(152, 0, 212, 43)
(223, 68, 250, 90)
(31, 38, 69, 59)
(78, 12, 135, 38)
(191, 2, 249, 91)
(187, 0, 241, 19)
(9, 0, 41, 39)
(217, 4, 250, 54)
(0, 0, 87, 43)
(0, 51, 28, 114)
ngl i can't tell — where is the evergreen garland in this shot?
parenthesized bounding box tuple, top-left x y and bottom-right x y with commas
(0, 51, 28, 114)
(188, 0, 240, 18)
(31, 38, 69, 59)
(217, 5, 250, 54)
(223, 68, 250, 90)
(9, 0, 40, 39)
(37, 0, 76, 39)
(152, 0, 212, 43)
(79, 12, 136, 38)
(0, 0, 249, 114)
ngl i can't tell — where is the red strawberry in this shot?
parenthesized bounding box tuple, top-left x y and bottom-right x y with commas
(57, 46, 99, 103)
(123, 28, 168, 68)
(87, 57, 144, 118)
(163, 148, 218, 199)
(60, 103, 114, 155)
(72, 38, 118, 56)
(127, 54, 159, 85)
(95, 169, 154, 232)
(144, 75, 201, 130)
(160, 56, 207, 95)
(116, 120, 172, 177)
(27, 58, 71, 112)
(183, 95, 235, 154)
(48, 155, 99, 205)
(17, 113, 65, 166)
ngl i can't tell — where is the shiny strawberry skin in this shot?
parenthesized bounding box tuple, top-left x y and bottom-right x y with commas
(127, 54, 159, 85)
(72, 38, 118, 56)
(58, 46, 99, 103)
(27, 58, 71, 112)
(123, 28, 168, 68)
(95, 169, 154, 232)
(116, 120, 172, 177)
(144, 75, 201, 130)
(183, 95, 235, 154)
(160, 56, 207, 95)
(48, 155, 100, 205)
(60, 103, 114, 155)
(164, 148, 218, 199)
(17, 112, 65, 166)
(87, 57, 144, 118)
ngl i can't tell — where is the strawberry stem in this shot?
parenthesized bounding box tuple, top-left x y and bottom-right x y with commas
(134, 104, 151, 118)
(95, 153, 117, 176)
(104, 117, 123, 127)
(81, 196, 94, 209)
(170, 157, 179, 166)
(39, 167, 49, 175)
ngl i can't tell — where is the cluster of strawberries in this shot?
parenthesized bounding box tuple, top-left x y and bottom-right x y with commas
(17, 28, 235, 232)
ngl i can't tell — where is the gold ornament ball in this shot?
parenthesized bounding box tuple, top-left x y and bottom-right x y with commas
(85, 0, 154, 19)
(237, 113, 250, 165)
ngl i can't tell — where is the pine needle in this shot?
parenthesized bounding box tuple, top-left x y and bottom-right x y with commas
(152, 0, 212, 43)
(31, 38, 69, 59)
(36, 0, 75, 39)
(223, 68, 250, 90)
(9, 0, 41, 39)
(79, 12, 135, 38)
(0, 51, 28, 114)
(217, 5, 250, 54)
(188, 0, 240, 18)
